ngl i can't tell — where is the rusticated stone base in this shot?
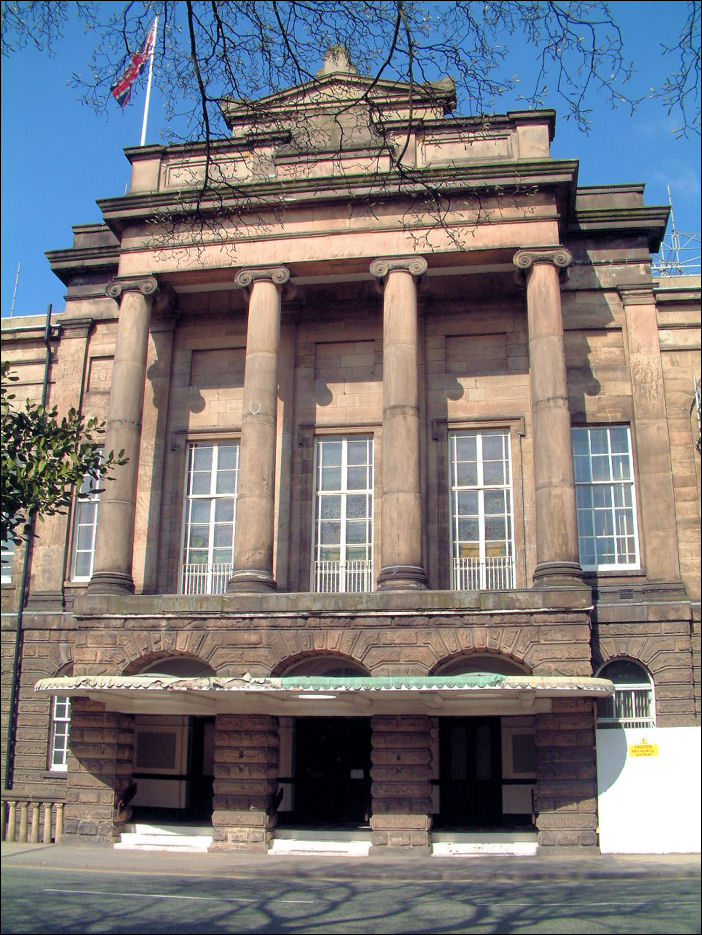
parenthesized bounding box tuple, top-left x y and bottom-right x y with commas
(534, 698, 599, 849)
(369, 715, 432, 853)
(209, 714, 279, 851)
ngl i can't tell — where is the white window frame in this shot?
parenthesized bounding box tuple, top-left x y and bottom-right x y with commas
(1, 537, 15, 584)
(70, 471, 101, 582)
(48, 695, 71, 772)
(180, 440, 239, 595)
(312, 435, 374, 593)
(596, 660, 655, 729)
(572, 425, 640, 572)
(449, 429, 515, 590)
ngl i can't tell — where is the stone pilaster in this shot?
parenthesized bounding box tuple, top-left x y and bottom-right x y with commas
(513, 247, 584, 588)
(63, 698, 135, 845)
(369, 715, 433, 853)
(619, 284, 680, 582)
(88, 277, 159, 595)
(534, 698, 598, 848)
(370, 256, 428, 590)
(229, 267, 290, 593)
(210, 714, 279, 851)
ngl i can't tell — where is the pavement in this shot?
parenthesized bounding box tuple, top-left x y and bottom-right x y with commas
(2, 841, 700, 883)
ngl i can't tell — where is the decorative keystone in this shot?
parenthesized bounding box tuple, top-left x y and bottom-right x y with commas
(234, 266, 290, 289)
(106, 276, 159, 299)
(370, 256, 428, 280)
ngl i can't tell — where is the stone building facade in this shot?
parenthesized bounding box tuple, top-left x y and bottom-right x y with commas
(2, 52, 700, 854)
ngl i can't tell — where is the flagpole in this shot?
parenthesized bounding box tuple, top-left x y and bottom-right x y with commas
(140, 17, 158, 146)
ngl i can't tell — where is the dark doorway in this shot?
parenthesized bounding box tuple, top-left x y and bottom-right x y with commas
(291, 718, 371, 826)
(188, 716, 215, 819)
(438, 717, 503, 828)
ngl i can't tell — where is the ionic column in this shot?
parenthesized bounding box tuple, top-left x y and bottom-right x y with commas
(229, 266, 289, 592)
(88, 277, 159, 595)
(370, 256, 428, 590)
(513, 247, 584, 588)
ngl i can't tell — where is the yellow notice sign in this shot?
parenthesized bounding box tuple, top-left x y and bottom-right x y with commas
(629, 738, 659, 757)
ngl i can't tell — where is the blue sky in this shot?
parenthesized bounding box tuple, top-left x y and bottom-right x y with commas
(1, 1, 699, 319)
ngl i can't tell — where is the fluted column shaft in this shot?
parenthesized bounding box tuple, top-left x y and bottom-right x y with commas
(88, 277, 157, 595)
(371, 256, 428, 590)
(514, 247, 584, 588)
(230, 266, 289, 592)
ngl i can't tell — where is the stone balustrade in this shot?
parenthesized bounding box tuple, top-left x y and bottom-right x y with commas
(1, 795, 65, 844)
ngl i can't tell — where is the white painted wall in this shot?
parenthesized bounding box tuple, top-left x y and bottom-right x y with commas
(596, 726, 701, 854)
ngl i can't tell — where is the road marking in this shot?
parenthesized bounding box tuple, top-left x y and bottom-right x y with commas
(44, 888, 315, 905)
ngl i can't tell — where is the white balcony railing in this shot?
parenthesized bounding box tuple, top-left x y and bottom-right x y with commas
(451, 556, 516, 591)
(181, 562, 233, 595)
(314, 559, 374, 593)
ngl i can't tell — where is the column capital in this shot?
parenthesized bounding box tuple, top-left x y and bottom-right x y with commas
(106, 276, 159, 300)
(513, 246, 572, 273)
(234, 266, 290, 290)
(618, 283, 656, 306)
(370, 256, 428, 280)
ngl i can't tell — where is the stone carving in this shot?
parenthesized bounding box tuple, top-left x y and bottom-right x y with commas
(234, 266, 290, 288)
(512, 246, 572, 271)
(369, 256, 428, 279)
(105, 276, 159, 299)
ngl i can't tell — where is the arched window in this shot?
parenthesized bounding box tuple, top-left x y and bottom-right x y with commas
(432, 653, 529, 676)
(596, 659, 655, 728)
(277, 654, 369, 677)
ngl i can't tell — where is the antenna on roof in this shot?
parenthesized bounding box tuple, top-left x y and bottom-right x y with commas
(9, 261, 20, 317)
(652, 186, 701, 277)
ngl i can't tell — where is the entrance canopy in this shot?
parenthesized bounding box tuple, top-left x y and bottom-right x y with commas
(36, 673, 613, 717)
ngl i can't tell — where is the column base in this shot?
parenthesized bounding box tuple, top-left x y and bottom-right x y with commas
(228, 569, 278, 593)
(377, 565, 428, 590)
(86, 572, 135, 596)
(532, 561, 588, 589)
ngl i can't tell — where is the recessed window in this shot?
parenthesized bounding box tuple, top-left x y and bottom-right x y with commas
(449, 430, 515, 589)
(181, 441, 239, 594)
(572, 426, 639, 571)
(313, 436, 374, 592)
(49, 695, 71, 771)
(597, 659, 655, 729)
(70, 471, 101, 581)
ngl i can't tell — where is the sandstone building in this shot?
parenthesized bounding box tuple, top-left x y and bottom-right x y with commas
(2, 51, 700, 855)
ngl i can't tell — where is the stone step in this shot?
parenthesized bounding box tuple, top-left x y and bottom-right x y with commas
(115, 822, 213, 852)
(269, 830, 371, 856)
(432, 831, 538, 857)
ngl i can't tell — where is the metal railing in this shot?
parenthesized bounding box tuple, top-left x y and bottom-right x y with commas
(451, 556, 516, 590)
(181, 562, 233, 595)
(314, 559, 374, 593)
(1, 795, 65, 844)
(597, 689, 655, 729)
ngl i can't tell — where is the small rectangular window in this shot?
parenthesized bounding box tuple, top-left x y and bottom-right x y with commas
(572, 426, 639, 571)
(181, 441, 239, 594)
(313, 436, 374, 592)
(49, 695, 71, 771)
(1, 538, 15, 584)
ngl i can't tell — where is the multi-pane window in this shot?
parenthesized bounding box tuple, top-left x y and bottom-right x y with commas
(71, 472, 101, 581)
(1, 538, 15, 584)
(181, 441, 239, 594)
(49, 695, 71, 771)
(449, 430, 515, 590)
(597, 659, 655, 729)
(572, 426, 639, 571)
(313, 436, 374, 592)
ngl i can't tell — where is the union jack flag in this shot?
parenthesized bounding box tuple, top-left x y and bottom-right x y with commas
(110, 19, 157, 109)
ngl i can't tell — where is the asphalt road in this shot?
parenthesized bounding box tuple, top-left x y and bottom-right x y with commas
(2, 866, 700, 934)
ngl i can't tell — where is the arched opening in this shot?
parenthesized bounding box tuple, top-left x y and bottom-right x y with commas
(431, 653, 535, 832)
(274, 653, 371, 831)
(596, 658, 655, 728)
(129, 654, 215, 824)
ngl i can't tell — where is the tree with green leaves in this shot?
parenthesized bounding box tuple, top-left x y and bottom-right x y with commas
(1, 362, 127, 544)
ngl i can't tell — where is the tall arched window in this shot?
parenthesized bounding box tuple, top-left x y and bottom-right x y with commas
(596, 659, 655, 728)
